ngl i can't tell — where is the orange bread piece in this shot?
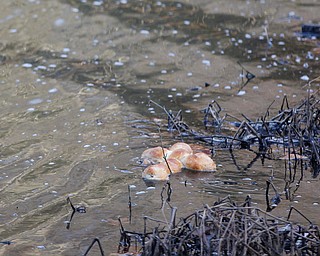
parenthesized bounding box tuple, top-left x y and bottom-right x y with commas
(142, 159, 183, 180)
(169, 142, 193, 154)
(141, 146, 171, 165)
(181, 152, 216, 171)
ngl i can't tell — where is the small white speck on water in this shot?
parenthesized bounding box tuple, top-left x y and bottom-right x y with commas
(35, 65, 47, 70)
(54, 18, 65, 27)
(161, 70, 167, 74)
(237, 90, 246, 96)
(300, 75, 309, 81)
(22, 63, 33, 68)
(80, 108, 85, 112)
(113, 142, 119, 146)
(48, 162, 55, 165)
(224, 85, 231, 90)
(93, 1, 103, 6)
(187, 72, 193, 76)
(136, 191, 146, 195)
(183, 20, 190, 25)
(48, 88, 58, 93)
(114, 61, 124, 66)
(9, 28, 17, 33)
(27, 108, 35, 112)
(28, 98, 43, 105)
(202, 60, 211, 66)
(140, 30, 150, 35)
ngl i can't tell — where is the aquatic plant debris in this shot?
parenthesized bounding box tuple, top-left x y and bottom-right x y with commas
(109, 196, 320, 255)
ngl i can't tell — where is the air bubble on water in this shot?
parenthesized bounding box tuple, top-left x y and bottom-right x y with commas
(140, 30, 150, 35)
(237, 90, 246, 96)
(28, 98, 43, 105)
(54, 18, 65, 27)
(93, 1, 103, 6)
(35, 65, 47, 70)
(300, 75, 309, 81)
(202, 60, 211, 66)
(48, 88, 58, 93)
(22, 63, 33, 68)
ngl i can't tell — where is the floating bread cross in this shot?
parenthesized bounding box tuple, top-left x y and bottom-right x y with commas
(141, 142, 216, 180)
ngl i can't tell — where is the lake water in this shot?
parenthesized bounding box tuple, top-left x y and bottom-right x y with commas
(0, 0, 320, 255)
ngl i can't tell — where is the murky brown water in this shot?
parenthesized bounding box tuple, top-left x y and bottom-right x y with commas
(0, 0, 320, 255)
